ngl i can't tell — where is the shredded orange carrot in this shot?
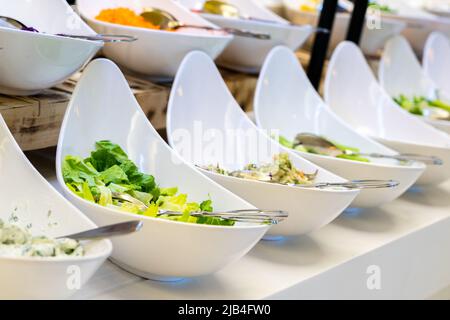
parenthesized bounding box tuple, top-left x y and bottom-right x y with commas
(96, 8, 161, 30)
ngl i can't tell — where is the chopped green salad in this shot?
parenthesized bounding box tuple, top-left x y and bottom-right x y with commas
(277, 135, 370, 163)
(62, 141, 234, 226)
(394, 95, 450, 120)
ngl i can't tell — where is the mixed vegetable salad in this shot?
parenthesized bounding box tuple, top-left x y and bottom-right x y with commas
(277, 135, 370, 163)
(394, 95, 450, 120)
(0, 219, 83, 258)
(62, 141, 234, 226)
(202, 153, 317, 185)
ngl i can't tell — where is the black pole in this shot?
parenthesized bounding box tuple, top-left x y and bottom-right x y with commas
(307, 0, 338, 90)
(346, 0, 369, 44)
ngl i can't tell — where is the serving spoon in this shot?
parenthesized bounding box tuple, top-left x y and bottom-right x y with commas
(198, 0, 329, 34)
(294, 133, 444, 165)
(140, 8, 270, 39)
(59, 220, 143, 241)
(0, 16, 137, 43)
(112, 192, 287, 225)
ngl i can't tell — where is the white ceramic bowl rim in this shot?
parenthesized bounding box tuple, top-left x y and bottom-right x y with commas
(0, 25, 103, 46)
(289, 147, 426, 170)
(201, 12, 312, 31)
(82, 14, 233, 40)
(200, 168, 368, 194)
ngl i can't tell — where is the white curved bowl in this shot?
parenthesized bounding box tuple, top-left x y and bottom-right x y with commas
(379, 35, 450, 135)
(167, 51, 359, 237)
(254, 46, 425, 208)
(77, 0, 232, 79)
(0, 115, 111, 300)
(56, 58, 269, 281)
(423, 32, 450, 94)
(0, 0, 102, 96)
(177, 0, 313, 73)
(423, 32, 450, 104)
(283, 0, 406, 56)
(325, 41, 450, 186)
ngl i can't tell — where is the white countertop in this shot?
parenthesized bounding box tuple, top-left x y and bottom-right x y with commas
(27, 149, 450, 300)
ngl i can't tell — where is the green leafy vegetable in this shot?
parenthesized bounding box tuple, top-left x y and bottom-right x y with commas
(63, 141, 234, 226)
(394, 95, 450, 119)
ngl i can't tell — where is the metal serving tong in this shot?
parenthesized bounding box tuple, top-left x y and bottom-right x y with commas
(140, 7, 270, 40)
(0, 16, 137, 43)
(112, 193, 287, 225)
(59, 221, 143, 240)
(294, 133, 443, 165)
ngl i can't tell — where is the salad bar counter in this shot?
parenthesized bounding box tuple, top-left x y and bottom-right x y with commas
(29, 147, 450, 299)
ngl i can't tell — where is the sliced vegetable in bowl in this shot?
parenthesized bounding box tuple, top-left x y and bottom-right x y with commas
(394, 95, 450, 120)
(63, 140, 234, 226)
(201, 153, 318, 185)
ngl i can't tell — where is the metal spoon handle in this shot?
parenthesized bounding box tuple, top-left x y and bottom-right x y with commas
(60, 221, 143, 241)
(365, 153, 443, 165)
(299, 179, 399, 190)
(56, 34, 138, 43)
(221, 27, 271, 39)
(177, 24, 270, 39)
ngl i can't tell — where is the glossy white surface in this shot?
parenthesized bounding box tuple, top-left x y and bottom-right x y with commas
(178, 0, 313, 73)
(56, 58, 269, 281)
(379, 35, 450, 134)
(0, 0, 101, 95)
(254, 46, 425, 208)
(378, 0, 450, 55)
(423, 32, 450, 101)
(167, 51, 359, 237)
(283, 0, 406, 56)
(324, 42, 450, 186)
(31, 151, 450, 300)
(0, 116, 111, 300)
(77, 0, 232, 79)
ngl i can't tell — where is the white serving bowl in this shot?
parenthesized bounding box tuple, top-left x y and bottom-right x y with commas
(379, 35, 450, 135)
(167, 51, 359, 238)
(283, 0, 406, 56)
(0, 115, 111, 300)
(254, 46, 425, 208)
(375, 0, 450, 55)
(0, 0, 102, 96)
(177, 0, 313, 73)
(77, 0, 232, 80)
(423, 32, 450, 102)
(56, 58, 269, 281)
(325, 41, 450, 186)
(423, 32, 450, 94)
